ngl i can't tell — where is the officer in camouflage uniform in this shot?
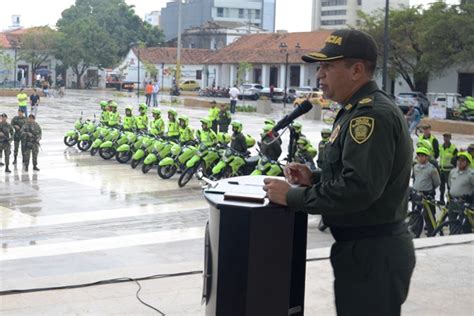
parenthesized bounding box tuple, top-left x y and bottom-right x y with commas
(21, 114, 42, 171)
(264, 30, 415, 316)
(0, 113, 14, 173)
(11, 109, 27, 165)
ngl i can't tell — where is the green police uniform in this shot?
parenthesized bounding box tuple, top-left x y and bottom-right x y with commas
(21, 120, 42, 170)
(0, 120, 14, 169)
(179, 126, 194, 143)
(150, 118, 165, 137)
(286, 81, 415, 316)
(11, 115, 27, 164)
(108, 111, 121, 128)
(196, 129, 217, 147)
(317, 138, 329, 168)
(122, 116, 135, 131)
(134, 114, 149, 131)
(100, 110, 110, 126)
(167, 121, 180, 138)
(208, 106, 219, 132)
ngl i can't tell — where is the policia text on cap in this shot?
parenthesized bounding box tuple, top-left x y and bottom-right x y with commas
(263, 29, 416, 316)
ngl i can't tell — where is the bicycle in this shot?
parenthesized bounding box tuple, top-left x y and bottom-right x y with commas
(406, 190, 448, 238)
(431, 198, 474, 236)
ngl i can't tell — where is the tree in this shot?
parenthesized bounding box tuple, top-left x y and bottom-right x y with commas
(236, 61, 252, 85)
(358, 3, 474, 93)
(55, 17, 118, 88)
(18, 27, 59, 80)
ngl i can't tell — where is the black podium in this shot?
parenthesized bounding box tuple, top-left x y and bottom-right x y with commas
(202, 175, 308, 316)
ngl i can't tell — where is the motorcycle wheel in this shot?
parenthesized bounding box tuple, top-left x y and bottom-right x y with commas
(99, 147, 116, 160)
(131, 158, 142, 169)
(78, 140, 92, 151)
(158, 164, 177, 179)
(90, 147, 99, 156)
(64, 136, 77, 147)
(178, 166, 196, 187)
(116, 151, 132, 164)
(142, 163, 153, 174)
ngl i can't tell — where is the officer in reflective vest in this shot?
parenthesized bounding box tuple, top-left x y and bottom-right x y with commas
(418, 124, 439, 160)
(438, 132, 458, 203)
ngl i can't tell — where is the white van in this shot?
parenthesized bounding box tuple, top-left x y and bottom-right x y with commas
(428, 92, 462, 109)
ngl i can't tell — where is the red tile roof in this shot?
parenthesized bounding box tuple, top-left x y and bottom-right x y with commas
(134, 47, 214, 65)
(204, 30, 334, 64)
(0, 27, 54, 49)
(0, 33, 10, 48)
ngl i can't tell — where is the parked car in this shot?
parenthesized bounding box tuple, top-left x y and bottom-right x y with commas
(180, 80, 200, 91)
(293, 91, 331, 108)
(294, 86, 318, 97)
(238, 83, 264, 100)
(396, 92, 430, 114)
(260, 87, 284, 102)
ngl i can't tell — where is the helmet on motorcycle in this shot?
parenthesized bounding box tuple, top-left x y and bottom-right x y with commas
(152, 108, 161, 115)
(415, 147, 430, 156)
(200, 118, 210, 128)
(231, 120, 243, 133)
(217, 132, 231, 144)
(292, 122, 302, 133)
(178, 115, 189, 126)
(321, 128, 332, 139)
(457, 151, 472, 164)
(100, 101, 108, 109)
(264, 119, 276, 126)
(109, 102, 118, 109)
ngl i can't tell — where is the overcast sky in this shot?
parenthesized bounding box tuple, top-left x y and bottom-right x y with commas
(0, 0, 460, 33)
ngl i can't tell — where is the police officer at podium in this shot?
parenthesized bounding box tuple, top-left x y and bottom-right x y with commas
(263, 29, 416, 316)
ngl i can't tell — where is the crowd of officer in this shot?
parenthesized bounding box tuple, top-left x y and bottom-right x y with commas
(0, 109, 41, 173)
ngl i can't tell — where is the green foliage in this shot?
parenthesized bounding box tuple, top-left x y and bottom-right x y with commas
(18, 27, 59, 77)
(358, 3, 474, 92)
(236, 104, 256, 112)
(143, 60, 158, 80)
(55, 0, 165, 88)
(236, 61, 253, 85)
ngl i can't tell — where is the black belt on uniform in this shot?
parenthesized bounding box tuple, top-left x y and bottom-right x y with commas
(330, 220, 407, 242)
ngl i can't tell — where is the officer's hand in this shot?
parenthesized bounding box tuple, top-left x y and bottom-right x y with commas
(284, 163, 313, 186)
(263, 178, 290, 206)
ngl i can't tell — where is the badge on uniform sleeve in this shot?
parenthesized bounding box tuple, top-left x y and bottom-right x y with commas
(349, 117, 374, 144)
(329, 124, 340, 143)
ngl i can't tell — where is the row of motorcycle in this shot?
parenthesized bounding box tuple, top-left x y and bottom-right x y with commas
(63, 114, 284, 187)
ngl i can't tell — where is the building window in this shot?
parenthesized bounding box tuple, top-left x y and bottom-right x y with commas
(217, 7, 224, 17)
(255, 9, 261, 19)
(239, 8, 244, 18)
(321, 19, 347, 25)
(321, 0, 347, 6)
(321, 9, 347, 16)
(196, 70, 202, 80)
(357, 0, 362, 5)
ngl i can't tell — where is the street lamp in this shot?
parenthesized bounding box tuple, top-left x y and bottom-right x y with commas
(279, 42, 301, 108)
(130, 42, 141, 102)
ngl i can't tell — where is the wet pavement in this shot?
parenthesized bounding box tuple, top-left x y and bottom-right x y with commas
(1, 90, 473, 315)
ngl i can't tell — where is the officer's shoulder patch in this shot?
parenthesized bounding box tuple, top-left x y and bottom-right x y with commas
(344, 103, 353, 111)
(358, 97, 373, 106)
(349, 116, 375, 144)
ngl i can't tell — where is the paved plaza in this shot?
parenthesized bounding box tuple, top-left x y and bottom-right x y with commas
(1, 90, 473, 315)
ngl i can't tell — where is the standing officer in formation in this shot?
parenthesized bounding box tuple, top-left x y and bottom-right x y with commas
(263, 29, 415, 315)
(11, 109, 27, 165)
(21, 114, 42, 171)
(0, 113, 14, 173)
(438, 132, 458, 203)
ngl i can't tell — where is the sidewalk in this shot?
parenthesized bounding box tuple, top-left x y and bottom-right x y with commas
(1, 235, 472, 315)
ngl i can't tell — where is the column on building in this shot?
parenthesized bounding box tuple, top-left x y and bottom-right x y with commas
(279, 64, 286, 89)
(230, 64, 236, 87)
(299, 65, 305, 88)
(261, 64, 268, 87)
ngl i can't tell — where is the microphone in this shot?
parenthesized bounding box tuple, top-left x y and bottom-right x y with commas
(271, 100, 313, 133)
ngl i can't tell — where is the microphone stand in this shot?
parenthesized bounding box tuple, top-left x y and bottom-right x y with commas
(287, 125, 297, 163)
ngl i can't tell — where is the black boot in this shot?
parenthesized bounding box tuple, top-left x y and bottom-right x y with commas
(24, 163, 28, 171)
(13, 157, 17, 165)
(33, 166, 40, 171)
(5, 166, 11, 173)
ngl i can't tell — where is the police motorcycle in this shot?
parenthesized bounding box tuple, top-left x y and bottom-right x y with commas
(141, 137, 175, 174)
(157, 140, 198, 179)
(90, 126, 119, 156)
(250, 154, 284, 176)
(64, 112, 88, 147)
(178, 142, 221, 188)
(210, 134, 258, 180)
(115, 130, 146, 164)
(130, 134, 156, 169)
(77, 115, 99, 152)
(99, 129, 137, 160)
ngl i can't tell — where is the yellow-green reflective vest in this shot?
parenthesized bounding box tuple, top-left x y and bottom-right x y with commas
(135, 114, 148, 129)
(167, 121, 180, 137)
(108, 112, 121, 127)
(196, 129, 217, 147)
(123, 116, 135, 131)
(439, 143, 457, 171)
